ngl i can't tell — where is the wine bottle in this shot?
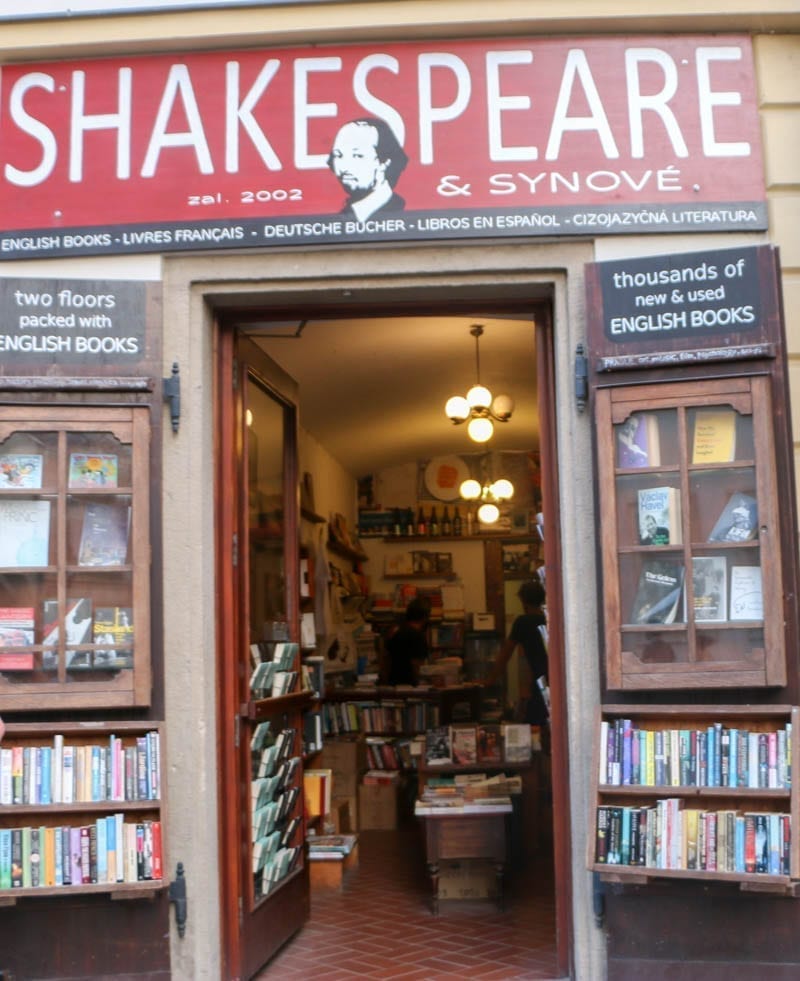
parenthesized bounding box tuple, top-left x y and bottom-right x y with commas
(442, 506, 452, 536)
(392, 508, 402, 537)
(429, 506, 440, 536)
(417, 506, 427, 536)
(405, 508, 415, 536)
(453, 506, 462, 536)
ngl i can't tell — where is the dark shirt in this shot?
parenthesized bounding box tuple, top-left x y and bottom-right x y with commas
(385, 622, 427, 686)
(340, 192, 405, 218)
(509, 611, 549, 725)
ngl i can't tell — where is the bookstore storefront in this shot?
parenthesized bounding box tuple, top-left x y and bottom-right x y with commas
(0, 5, 799, 981)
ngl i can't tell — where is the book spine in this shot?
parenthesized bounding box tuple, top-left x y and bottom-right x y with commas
(151, 820, 163, 881)
(136, 737, 148, 800)
(11, 828, 23, 887)
(0, 828, 12, 889)
(62, 745, 75, 804)
(29, 826, 41, 887)
(53, 825, 63, 887)
(80, 825, 91, 884)
(106, 815, 117, 884)
(96, 817, 108, 884)
(43, 825, 55, 887)
(0, 748, 12, 805)
(21, 826, 31, 887)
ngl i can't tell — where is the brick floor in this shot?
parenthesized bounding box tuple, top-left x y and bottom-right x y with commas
(256, 828, 559, 980)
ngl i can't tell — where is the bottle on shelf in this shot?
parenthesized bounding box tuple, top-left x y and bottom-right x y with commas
(453, 506, 463, 536)
(392, 508, 403, 537)
(442, 506, 452, 536)
(417, 505, 427, 536)
(429, 506, 440, 536)
(405, 507, 415, 536)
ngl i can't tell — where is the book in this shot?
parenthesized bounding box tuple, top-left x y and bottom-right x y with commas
(92, 607, 134, 669)
(637, 486, 681, 546)
(42, 598, 93, 650)
(0, 454, 43, 489)
(729, 566, 763, 621)
(451, 725, 478, 765)
(67, 453, 118, 488)
(692, 408, 737, 464)
(77, 502, 130, 566)
(617, 413, 660, 468)
(0, 499, 51, 567)
(476, 724, 503, 764)
(691, 556, 727, 622)
(708, 492, 758, 543)
(425, 726, 452, 766)
(630, 560, 685, 625)
(0, 606, 34, 653)
(503, 723, 532, 763)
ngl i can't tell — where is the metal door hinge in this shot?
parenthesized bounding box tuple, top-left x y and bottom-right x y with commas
(169, 862, 188, 938)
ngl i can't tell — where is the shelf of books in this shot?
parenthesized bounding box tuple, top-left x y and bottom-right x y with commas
(0, 407, 151, 710)
(0, 720, 164, 901)
(596, 377, 786, 690)
(589, 705, 800, 894)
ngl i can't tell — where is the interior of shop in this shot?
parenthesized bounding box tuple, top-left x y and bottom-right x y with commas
(239, 309, 559, 976)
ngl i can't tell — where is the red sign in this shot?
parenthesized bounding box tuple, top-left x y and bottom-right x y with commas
(0, 35, 765, 258)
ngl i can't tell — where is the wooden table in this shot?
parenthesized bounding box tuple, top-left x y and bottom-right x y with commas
(416, 804, 511, 913)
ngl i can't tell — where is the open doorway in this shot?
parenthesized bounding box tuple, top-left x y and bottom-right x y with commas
(216, 300, 570, 979)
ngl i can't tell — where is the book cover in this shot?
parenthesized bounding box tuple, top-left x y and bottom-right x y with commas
(0, 499, 51, 567)
(692, 408, 737, 464)
(451, 725, 478, 766)
(637, 486, 681, 546)
(67, 453, 118, 488)
(425, 726, 452, 766)
(92, 607, 134, 669)
(0, 828, 13, 889)
(708, 492, 758, 543)
(691, 556, 727, 622)
(42, 598, 93, 652)
(503, 723, 532, 763)
(77, 502, 130, 566)
(630, 560, 685, 625)
(0, 607, 35, 661)
(0, 454, 43, 489)
(729, 566, 763, 621)
(616, 413, 660, 468)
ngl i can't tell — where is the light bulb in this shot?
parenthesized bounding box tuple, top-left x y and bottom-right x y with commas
(445, 395, 470, 422)
(467, 416, 494, 443)
(491, 394, 514, 421)
(460, 478, 482, 500)
(245, 409, 254, 427)
(489, 478, 514, 500)
(477, 502, 500, 524)
(466, 384, 492, 410)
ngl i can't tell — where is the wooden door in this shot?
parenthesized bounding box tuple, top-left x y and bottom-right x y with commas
(216, 331, 307, 980)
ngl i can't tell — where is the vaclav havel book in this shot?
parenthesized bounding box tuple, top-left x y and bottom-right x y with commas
(0, 454, 43, 489)
(616, 414, 660, 469)
(691, 556, 727, 622)
(708, 492, 758, 543)
(78, 502, 130, 566)
(637, 486, 681, 546)
(92, 607, 134, 668)
(692, 408, 737, 464)
(630, 560, 685, 625)
(0, 499, 51, 567)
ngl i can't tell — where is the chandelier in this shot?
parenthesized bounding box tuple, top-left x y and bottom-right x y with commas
(459, 464, 514, 526)
(444, 325, 514, 443)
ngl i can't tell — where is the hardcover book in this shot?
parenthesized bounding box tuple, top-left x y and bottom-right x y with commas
(92, 607, 134, 669)
(637, 486, 681, 546)
(77, 502, 130, 566)
(708, 492, 758, 543)
(0, 499, 51, 567)
(0, 454, 43, 489)
(692, 408, 737, 464)
(630, 560, 685, 625)
(729, 566, 763, 621)
(67, 453, 118, 488)
(616, 413, 660, 468)
(691, 556, 727, 622)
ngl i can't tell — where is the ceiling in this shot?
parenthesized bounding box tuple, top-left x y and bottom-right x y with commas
(248, 313, 540, 477)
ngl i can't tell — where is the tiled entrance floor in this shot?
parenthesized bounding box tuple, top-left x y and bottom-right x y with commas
(258, 828, 559, 980)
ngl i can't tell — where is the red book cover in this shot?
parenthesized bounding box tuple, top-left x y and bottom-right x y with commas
(744, 813, 757, 873)
(151, 820, 163, 881)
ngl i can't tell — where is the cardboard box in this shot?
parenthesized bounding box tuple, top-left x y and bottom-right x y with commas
(320, 738, 366, 799)
(358, 780, 398, 830)
(472, 612, 495, 631)
(437, 859, 498, 900)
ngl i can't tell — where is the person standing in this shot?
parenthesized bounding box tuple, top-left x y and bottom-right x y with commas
(384, 597, 430, 686)
(485, 579, 549, 726)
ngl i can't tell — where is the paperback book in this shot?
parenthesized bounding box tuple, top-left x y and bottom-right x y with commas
(691, 557, 727, 622)
(630, 560, 685, 625)
(476, 724, 503, 764)
(451, 725, 478, 766)
(92, 607, 134, 668)
(692, 408, 737, 464)
(729, 566, 764, 621)
(0, 499, 51, 567)
(708, 492, 758, 543)
(637, 486, 681, 546)
(616, 414, 660, 468)
(0, 606, 35, 670)
(78, 502, 130, 566)
(425, 726, 452, 766)
(42, 598, 93, 648)
(0, 454, 43, 489)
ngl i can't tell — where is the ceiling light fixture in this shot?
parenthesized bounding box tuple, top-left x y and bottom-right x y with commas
(459, 473, 515, 526)
(445, 324, 514, 443)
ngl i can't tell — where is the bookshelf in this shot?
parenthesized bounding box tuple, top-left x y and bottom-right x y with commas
(595, 377, 788, 691)
(589, 704, 799, 894)
(0, 720, 164, 902)
(0, 405, 151, 710)
(322, 685, 483, 737)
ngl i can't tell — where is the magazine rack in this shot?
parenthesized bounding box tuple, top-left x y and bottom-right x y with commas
(0, 405, 151, 709)
(595, 377, 787, 691)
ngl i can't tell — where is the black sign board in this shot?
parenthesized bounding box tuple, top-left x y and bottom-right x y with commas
(0, 278, 148, 370)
